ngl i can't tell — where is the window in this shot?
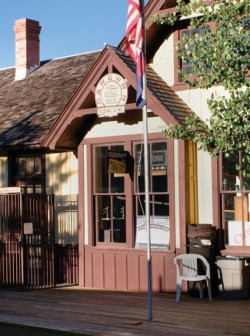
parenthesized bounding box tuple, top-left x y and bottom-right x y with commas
(11, 152, 45, 187)
(17, 155, 41, 176)
(134, 141, 170, 249)
(220, 152, 250, 247)
(180, 25, 211, 74)
(92, 140, 170, 249)
(180, 27, 203, 74)
(94, 145, 126, 244)
(173, 22, 213, 86)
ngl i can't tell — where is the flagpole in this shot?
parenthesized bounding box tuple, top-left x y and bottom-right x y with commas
(141, 0, 152, 321)
(125, 0, 152, 320)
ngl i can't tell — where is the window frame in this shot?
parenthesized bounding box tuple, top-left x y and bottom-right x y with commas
(219, 152, 250, 253)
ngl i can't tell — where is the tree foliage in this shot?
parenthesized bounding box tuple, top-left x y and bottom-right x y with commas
(152, 0, 250, 176)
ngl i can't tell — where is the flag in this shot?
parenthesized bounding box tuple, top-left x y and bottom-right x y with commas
(125, 0, 146, 109)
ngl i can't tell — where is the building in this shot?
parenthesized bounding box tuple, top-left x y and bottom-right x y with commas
(0, 0, 249, 292)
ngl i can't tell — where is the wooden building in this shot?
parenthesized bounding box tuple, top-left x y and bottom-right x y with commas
(0, 0, 249, 292)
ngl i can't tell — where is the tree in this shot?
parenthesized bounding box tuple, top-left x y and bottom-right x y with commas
(152, 0, 250, 177)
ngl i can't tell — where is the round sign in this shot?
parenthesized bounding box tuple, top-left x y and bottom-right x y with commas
(95, 74, 128, 108)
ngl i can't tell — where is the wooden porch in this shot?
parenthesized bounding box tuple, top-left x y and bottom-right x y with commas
(0, 287, 249, 335)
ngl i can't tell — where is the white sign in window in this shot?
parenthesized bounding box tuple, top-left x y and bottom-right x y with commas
(228, 221, 250, 246)
(135, 216, 170, 250)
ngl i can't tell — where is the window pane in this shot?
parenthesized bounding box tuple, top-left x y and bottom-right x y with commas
(95, 147, 109, 193)
(113, 194, 126, 243)
(135, 144, 146, 193)
(17, 157, 26, 175)
(243, 175, 250, 191)
(224, 194, 235, 221)
(110, 145, 124, 193)
(26, 157, 34, 175)
(136, 195, 152, 216)
(34, 156, 42, 174)
(222, 153, 240, 191)
(113, 195, 125, 219)
(154, 195, 169, 216)
(152, 142, 167, 192)
(96, 195, 111, 242)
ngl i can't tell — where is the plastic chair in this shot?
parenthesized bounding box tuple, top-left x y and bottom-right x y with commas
(174, 253, 212, 302)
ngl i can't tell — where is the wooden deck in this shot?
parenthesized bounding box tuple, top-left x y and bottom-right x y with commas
(0, 287, 250, 336)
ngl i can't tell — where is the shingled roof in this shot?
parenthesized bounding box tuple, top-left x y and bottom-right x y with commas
(0, 46, 194, 150)
(0, 51, 101, 148)
(110, 46, 193, 125)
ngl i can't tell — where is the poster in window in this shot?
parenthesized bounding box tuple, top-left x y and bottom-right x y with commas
(135, 216, 170, 250)
(106, 150, 129, 174)
(228, 221, 250, 246)
(152, 150, 167, 175)
(136, 149, 167, 175)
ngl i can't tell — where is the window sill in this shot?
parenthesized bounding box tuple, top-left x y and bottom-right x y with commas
(221, 246, 250, 258)
(87, 245, 176, 254)
(171, 82, 189, 92)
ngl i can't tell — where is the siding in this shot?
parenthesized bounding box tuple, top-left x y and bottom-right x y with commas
(148, 31, 220, 226)
(46, 152, 78, 244)
(85, 115, 164, 139)
(150, 35, 175, 86)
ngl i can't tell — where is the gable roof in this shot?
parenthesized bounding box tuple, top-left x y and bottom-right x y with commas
(44, 45, 194, 150)
(0, 51, 101, 148)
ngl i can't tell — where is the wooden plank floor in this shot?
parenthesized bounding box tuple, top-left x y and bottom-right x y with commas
(0, 287, 250, 335)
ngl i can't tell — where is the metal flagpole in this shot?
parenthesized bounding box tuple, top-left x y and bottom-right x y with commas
(141, 0, 152, 321)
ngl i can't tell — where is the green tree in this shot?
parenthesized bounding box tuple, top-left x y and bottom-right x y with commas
(152, 0, 250, 176)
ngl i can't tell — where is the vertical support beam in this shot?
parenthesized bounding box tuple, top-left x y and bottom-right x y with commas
(78, 145, 85, 287)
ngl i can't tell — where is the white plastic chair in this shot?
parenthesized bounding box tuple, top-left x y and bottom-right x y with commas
(174, 253, 212, 302)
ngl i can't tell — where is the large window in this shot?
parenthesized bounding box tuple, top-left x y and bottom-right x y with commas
(220, 152, 250, 247)
(94, 145, 126, 244)
(92, 140, 170, 249)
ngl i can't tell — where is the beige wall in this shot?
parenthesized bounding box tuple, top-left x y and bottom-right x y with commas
(85, 114, 164, 139)
(46, 151, 78, 244)
(150, 34, 175, 86)
(150, 33, 216, 225)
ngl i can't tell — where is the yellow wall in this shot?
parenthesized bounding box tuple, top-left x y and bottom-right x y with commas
(46, 151, 78, 244)
(185, 141, 198, 225)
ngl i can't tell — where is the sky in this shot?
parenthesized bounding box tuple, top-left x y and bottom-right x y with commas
(0, 0, 149, 69)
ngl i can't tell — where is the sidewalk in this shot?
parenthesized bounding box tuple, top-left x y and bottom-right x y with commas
(0, 287, 250, 335)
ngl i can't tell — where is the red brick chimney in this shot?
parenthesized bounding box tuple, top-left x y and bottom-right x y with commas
(13, 18, 41, 80)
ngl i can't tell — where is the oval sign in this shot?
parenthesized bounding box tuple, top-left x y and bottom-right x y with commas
(95, 74, 128, 117)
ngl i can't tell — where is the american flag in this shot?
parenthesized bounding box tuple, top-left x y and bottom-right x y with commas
(125, 0, 146, 109)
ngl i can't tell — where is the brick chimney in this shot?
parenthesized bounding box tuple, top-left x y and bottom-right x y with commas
(13, 18, 41, 80)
